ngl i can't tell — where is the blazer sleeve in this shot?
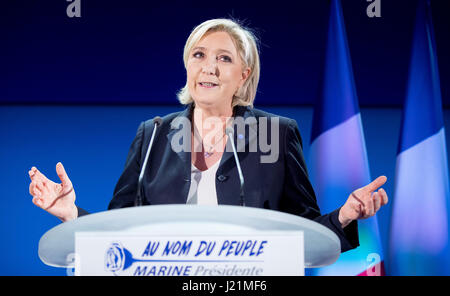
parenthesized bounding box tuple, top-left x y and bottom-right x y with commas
(281, 119, 359, 253)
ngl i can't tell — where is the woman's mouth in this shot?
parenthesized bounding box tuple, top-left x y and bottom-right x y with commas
(198, 82, 219, 88)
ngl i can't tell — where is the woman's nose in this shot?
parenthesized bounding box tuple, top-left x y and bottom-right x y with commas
(201, 58, 218, 75)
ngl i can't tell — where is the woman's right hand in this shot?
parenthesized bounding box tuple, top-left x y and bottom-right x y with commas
(28, 162, 78, 222)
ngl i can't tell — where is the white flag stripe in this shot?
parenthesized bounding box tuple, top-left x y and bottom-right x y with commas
(391, 128, 449, 253)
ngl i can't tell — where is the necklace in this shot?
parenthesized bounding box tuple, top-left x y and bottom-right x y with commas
(193, 118, 232, 158)
(203, 131, 227, 158)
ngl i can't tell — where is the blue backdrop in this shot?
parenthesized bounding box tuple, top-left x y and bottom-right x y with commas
(1, 0, 450, 107)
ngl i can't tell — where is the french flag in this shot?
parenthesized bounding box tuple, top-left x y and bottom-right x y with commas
(309, 0, 384, 276)
(389, 0, 450, 276)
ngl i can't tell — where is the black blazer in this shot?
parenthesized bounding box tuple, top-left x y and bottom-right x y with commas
(79, 104, 359, 252)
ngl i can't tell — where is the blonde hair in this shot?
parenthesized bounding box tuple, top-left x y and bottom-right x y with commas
(177, 18, 260, 108)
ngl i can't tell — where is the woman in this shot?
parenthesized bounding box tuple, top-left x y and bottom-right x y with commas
(28, 19, 388, 252)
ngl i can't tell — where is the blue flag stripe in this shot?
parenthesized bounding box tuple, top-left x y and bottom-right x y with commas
(311, 0, 359, 143)
(398, 0, 444, 154)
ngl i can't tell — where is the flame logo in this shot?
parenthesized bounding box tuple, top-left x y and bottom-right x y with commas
(104, 242, 125, 274)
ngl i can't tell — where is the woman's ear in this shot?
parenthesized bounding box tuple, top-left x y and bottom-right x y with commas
(240, 67, 251, 86)
(242, 67, 251, 81)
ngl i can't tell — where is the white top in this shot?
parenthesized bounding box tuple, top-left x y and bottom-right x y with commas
(186, 160, 220, 205)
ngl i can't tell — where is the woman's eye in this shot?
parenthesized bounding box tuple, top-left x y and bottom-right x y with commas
(219, 55, 232, 63)
(193, 51, 204, 58)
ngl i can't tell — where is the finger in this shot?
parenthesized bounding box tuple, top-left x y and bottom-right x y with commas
(32, 196, 43, 208)
(29, 167, 40, 181)
(350, 200, 363, 219)
(364, 176, 387, 193)
(29, 181, 35, 196)
(35, 181, 47, 197)
(41, 180, 52, 195)
(373, 191, 382, 213)
(31, 167, 47, 183)
(37, 182, 54, 208)
(363, 193, 375, 218)
(379, 188, 388, 206)
(56, 162, 71, 188)
(28, 167, 36, 180)
(29, 181, 41, 197)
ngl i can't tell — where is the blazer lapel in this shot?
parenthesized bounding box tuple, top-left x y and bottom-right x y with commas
(166, 104, 193, 202)
(217, 105, 258, 205)
(219, 105, 258, 174)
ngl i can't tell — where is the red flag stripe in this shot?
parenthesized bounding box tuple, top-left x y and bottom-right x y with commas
(357, 261, 386, 276)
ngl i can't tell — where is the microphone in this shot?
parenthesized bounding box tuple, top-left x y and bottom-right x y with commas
(226, 127, 245, 206)
(135, 116, 163, 207)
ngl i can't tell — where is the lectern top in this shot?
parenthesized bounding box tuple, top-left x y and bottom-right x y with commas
(38, 205, 340, 268)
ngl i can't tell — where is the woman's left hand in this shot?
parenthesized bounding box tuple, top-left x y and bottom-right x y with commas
(338, 176, 388, 228)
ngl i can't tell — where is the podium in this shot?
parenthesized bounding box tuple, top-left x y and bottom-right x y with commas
(38, 205, 340, 275)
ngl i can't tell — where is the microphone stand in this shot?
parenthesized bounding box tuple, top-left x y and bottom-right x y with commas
(135, 116, 162, 207)
(226, 127, 245, 207)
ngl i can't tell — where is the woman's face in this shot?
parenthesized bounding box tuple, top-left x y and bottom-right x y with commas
(186, 31, 250, 111)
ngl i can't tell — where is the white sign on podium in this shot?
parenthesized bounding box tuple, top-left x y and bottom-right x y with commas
(75, 232, 304, 276)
